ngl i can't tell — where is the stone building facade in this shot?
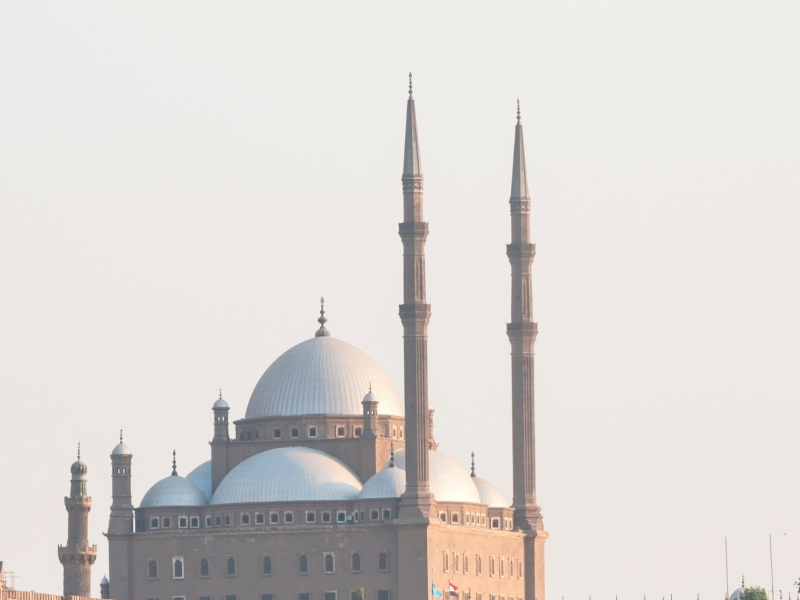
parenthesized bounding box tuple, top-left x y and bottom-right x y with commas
(98, 80, 548, 600)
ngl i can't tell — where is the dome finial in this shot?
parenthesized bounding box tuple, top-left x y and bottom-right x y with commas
(119, 429, 123, 444)
(470, 451, 475, 477)
(315, 296, 331, 337)
(409, 72, 413, 97)
(77, 441, 81, 460)
(219, 388, 222, 399)
(171, 450, 177, 476)
(390, 442, 395, 467)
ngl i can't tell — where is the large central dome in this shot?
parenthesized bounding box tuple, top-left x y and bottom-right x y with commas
(246, 336, 403, 418)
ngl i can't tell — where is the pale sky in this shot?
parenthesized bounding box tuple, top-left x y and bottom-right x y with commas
(1, 2, 799, 599)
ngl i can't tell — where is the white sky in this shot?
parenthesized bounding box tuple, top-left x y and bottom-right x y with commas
(1, 1, 798, 599)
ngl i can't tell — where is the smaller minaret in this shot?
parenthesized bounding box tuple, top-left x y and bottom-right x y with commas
(362, 385, 379, 438)
(213, 391, 230, 442)
(58, 444, 97, 598)
(100, 575, 110, 599)
(108, 431, 133, 535)
(427, 408, 439, 450)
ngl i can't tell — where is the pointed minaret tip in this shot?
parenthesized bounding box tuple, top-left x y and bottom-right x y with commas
(409, 72, 413, 97)
(402, 75, 423, 180)
(510, 99, 530, 202)
(517, 98, 521, 122)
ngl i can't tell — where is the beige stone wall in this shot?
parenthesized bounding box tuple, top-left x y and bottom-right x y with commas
(0, 590, 106, 600)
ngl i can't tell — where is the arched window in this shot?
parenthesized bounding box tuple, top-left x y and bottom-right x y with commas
(355, 427, 362, 437)
(200, 558, 209, 577)
(371, 510, 379, 520)
(490, 556, 495, 577)
(148, 560, 158, 579)
(378, 552, 388, 571)
(337, 427, 345, 437)
(451, 513, 459, 523)
(509, 557, 514, 578)
(454, 552, 459, 573)
(173, 558, 183, 579)
(324, 553, 334, 573)
(382, 509, 391, 520)
(227, 557, 236, 576)
(273, 429, 281, 438)
(299, 555, 308, 574)
(351, 553, 361, 572)
(499, 557, 504, 578)
(443, 551, 449, 572)
(291, 428, 299, 438)
(477, 555, 482, 576)
(464, 554, 469, 574)
(262, 556, 272, 575)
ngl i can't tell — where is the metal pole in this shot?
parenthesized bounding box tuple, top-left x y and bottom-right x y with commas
(770, 534, 775, 600)
(726, 537, 730, 600)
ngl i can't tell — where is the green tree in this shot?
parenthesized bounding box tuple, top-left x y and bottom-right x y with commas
(742, 587, 769, 600)
(794, 578, 800, 594)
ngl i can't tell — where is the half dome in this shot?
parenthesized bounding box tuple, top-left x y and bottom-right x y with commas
(388, 449, 481, 504)
(185, 460, 212, 502)
(211, 446, 363, 505)
(140, 475, 207, 508)
(471, 476, 508, 507)
(358, 465, 406, 499)
(246, 337, 403, 418)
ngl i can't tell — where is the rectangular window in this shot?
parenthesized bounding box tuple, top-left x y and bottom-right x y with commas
(216, 515, 221, 527)
(454, 552, 459, 573)
(377, 592, 390, 600)
(225, 515, 231, 526)
(299, 594, 310, 600)
(262, 596, 273, 600)
(172, 596, 186, 600)
(205, 516, 212, 528)
(226, 596, 237, 600)
(308, 426, 317, 438)
(324, 593, 337, 600)
(392, 426, 397, 438)
(351, 593, 361, 600)
(200, 596, 211, 600)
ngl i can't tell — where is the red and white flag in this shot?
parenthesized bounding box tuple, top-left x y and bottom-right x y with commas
(449, 583, 458, 596)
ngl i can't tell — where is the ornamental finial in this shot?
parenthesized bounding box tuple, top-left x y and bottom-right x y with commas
(315, 296, 331, 337)
(517, 99, 521, 121)
(470, 452, 475, 477)
(390, 442, 395, 467)
(409, 72, 413, 97)
(171, 450, 177, 476)
(77, 442, 81, 460)
(119, 429, 123, 444)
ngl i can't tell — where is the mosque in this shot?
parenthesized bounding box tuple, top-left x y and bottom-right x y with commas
(57, 79, 547, 600)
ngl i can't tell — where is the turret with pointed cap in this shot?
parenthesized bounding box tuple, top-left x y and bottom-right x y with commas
(397, 73, 434, 522)
(59, 445, 97, 597)
(506, 101, 547, 600)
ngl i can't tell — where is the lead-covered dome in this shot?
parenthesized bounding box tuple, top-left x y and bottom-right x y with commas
(359, 465, 405, 499)
(211, 446, 363, 505)
(140, 475, 207, 508)
(389, 449, 481, 504)
(471, 476, 508, 507)
(186, 460, 212, 502)
(246, 336, 403, 418)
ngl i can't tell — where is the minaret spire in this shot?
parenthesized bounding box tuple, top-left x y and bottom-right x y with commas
(506, 101, 547, 600)
(397, 74, 434, 521)
(59, 451, 97, 597)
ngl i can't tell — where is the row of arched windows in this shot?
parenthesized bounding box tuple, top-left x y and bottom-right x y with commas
(442, 553, 523, 580)
(148, 552, 390, 580)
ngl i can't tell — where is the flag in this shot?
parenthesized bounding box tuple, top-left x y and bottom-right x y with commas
(432, 583, 443, 598)
(449, 583, 459, 596)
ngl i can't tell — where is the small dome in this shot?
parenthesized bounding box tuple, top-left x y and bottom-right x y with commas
(70, 459, 88, 478)
(388, 449, 481, 504)
(100, 576, 109, 585)
(362, 389, 377, 404)
(140, 475, 207, 508)
(185, 460, 212, 502)
(213, 397, 229, 409)
(471, 476, 508, 507)
(359, 465, 405, 499)
(112, 442, 132, 456)
(211, 447, 362, 505)
(246, 337, 402, 418)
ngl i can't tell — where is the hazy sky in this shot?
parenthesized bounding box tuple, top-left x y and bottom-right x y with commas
(1, 2, 798, 599)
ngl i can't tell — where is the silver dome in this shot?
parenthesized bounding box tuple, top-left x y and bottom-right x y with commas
(112, 442, 132, 455)
(185, 460, 212, 502)
(246, 337, 403, 418)
(213, 397, 229, 409)
(211, 446, 363, 505)
(139, 475, 208, 508)
(389, 449, 481, 504)
(358, 465, 405, 499)
(471, 476, 508, 507)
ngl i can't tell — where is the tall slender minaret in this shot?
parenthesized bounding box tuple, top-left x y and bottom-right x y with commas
(506, 101, 548, 600)
(58, 444, 97, 598)
(397, 73, 434, 521)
